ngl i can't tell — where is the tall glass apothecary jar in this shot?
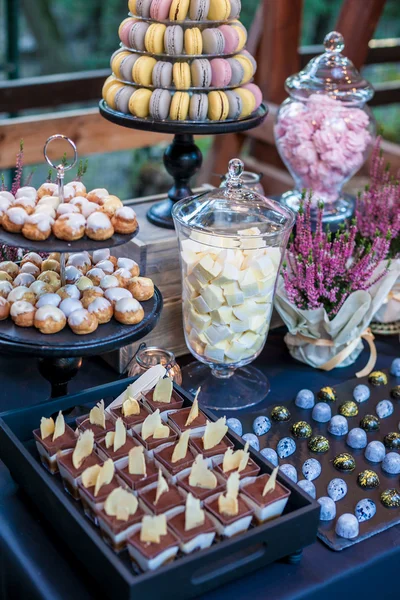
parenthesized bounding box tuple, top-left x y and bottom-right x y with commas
(172, 159, 295, 410)
(274, 31, 376, 224)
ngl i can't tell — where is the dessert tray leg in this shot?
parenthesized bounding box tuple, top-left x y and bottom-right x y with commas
(284, 549, 303, 565)
(37, 357, 83, 399)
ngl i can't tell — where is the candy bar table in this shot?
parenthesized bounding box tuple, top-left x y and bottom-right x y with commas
(99, 100, 268, 229)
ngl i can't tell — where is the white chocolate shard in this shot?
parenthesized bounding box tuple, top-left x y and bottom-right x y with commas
(81, 464, 101, 489)
(153, 377, 173, 404)
(104, 487, 138, 521)
(211, 306, 233, 325)
(202, 417, 228, 450)
(222, 442, 250, 473)
(94, 459, 115, 497)
(105, 431, 115, 448)
(204, 324, 232, 345)
(218, 471, 240, 516)
(72, 430, 94, 469)
(40, 416, 54, 440)
(128, 445, 147, 476)
(189, 455, 217, 489)
(153, 423, 170, 439)
(107, 365, 166, 411)
(222, 282, 244, 306)
(172, 430, 190, 463)
(213, 262, 239, 286)
(191, 295, 212, 314)
(238, 268, 259, 298)
(188, 308, 211, 331)
(142, 409, 162, 441)
(53, 411, 65, 441)
(185, 388, 200, 426)
(185, 492, 205, 532)
(200, 284, 224, 310)
(90, 400, 106, 429)
(114, 418, 126, 452)
(155, 469, 169, 505)
(122, 396, 141, 416)
(262, 466, 279, 496)
(140, 514, 167, 544)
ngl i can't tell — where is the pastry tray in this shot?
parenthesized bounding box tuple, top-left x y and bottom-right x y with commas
(0, 379, 319, 600)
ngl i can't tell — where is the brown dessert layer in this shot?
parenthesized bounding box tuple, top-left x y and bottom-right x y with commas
(117, 460, 158, 490)
(177, 472, 224, 502)
(205, 495, 253, 526)
(58, 450, 102, 478)
(242, 474, 291, 507)
(128, 528, 179, 560)
(33, 425, 76, 453)
(75, 415, 114, 439)
(168, 408, 207, 433)
(97, 435, 138, 461)
(138, 484, 185, 515)
(169, 511, 216, 544)
(155, 443, 195, 476)
(189, 436, 234, 458)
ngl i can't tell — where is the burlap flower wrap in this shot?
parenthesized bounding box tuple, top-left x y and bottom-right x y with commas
(372, 259, 400, 325)
(274, 261, 400, 375)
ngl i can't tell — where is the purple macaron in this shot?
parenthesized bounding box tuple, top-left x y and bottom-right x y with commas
(150, 89, 172, 120)
(227, 57, 244, 85)
(150, 0, 174, 20)
(202, 28, 225, 55)
(119, 54, 140, 81)
(225, 90, 242, 119)
(189, 93, 208, 121)
(135, 0, 153, 17)
(164, 25, 184, 55)
(210, 58, 232, 87)
(191, 58, 212, 87)
(189, 0, 211, 20)
(229, 0, 241, 18)
(152, 61, 173, 87)
(126, 21, 149, 51)
(115, 87, 134, 114)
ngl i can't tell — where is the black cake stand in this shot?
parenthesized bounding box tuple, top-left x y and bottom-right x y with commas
(99, 100, 268, 229)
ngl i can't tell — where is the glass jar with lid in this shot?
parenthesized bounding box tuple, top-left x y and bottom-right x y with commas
(274, 31, 376, 224)
(172, 158, 294, 410)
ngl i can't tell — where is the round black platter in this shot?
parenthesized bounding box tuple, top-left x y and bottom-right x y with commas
(0, 226, 139, 253)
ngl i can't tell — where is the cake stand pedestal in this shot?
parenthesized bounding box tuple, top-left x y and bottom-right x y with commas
(99, 100, 268, 229)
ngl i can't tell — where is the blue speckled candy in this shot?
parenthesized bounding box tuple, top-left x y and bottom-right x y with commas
(355, 498, 376, 522)
(276, 437, 296, 459)
(279, 463, 298, 483)
(242, 433, 259, 451)
(297, 479, 316, 499)
(365, 440, 386, 463)
(311, 402, 331, 423)
(328, 415, 349, 436)
(318, 496, 336, 521)
(295, 389, 315, 409)
(335, 513, 359, 539)
(390, 358, 400, 377)
(353, 384, 370, 403)
(346, 428, 367, 449)
(302, 458, 321, 481)
(252, 415, 271, 437)
(376, 400, 394, 419)
(226, 418, 243, 437)
(382, 452, 400, 475)
(260, 447, 278, 466)
(327, 478, 348, 501)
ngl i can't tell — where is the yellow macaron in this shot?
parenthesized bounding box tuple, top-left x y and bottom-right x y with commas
(208, 0, 230, 20)
(173, 62, 191, 90)
(234, 54, 254, 84)
(208, 91, 229, 121)
(184, 28, 203, 55)
(102, 75, 118, 99)
(145, 23, 167, 54)
(169, 0, 190, 21)
(111, 51, 132, 78)
(232, 25, 247, 51)
(105, 83, 126, 109)
(128, 0, 137, 13)
(170, 92, 190, 120)
(132, 56, 157, 85)
(235, 87, 256, 117)
(128, 88, 153, 118)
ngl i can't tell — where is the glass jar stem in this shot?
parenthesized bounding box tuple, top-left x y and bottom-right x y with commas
(211, 365, 236, 379)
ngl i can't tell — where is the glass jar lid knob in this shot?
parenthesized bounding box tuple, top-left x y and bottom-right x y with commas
(324, 31, 344, 53)
(226, 158, 244, 189)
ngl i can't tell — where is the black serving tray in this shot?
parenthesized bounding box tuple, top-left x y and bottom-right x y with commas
(0, 378, 319, 600)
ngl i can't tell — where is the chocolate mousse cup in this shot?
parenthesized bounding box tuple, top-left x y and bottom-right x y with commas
(176, 468, 225, 503)
(75, 414, 115, 440)
(241, 474, 291, 523)
(115, 456, 158, 491)
(138, 482, 185, 516)
(109, 403, 151, 429)
(168, 508, 217, 554)
(57, 451, 102, 499)
(154, 442, 196, 480)
(97, 504, 145, 552)
(77, 476, 121, 524)
(204, 494, 253, 538)
(131, 423, 178, 453)
(127, 526, 179, 571)
(33, 425, 77, 474)
(189, 435, 234, 459)
(143, 388, 184, 413)
(214, 457, 261, 481)
(96, 434, 138, 462)
(168, 408, 207, 435)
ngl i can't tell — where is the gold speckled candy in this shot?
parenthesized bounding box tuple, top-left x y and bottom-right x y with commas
(271, 405, 291, 422)
(291, 421, 312, 439)
(390, 385, 400, 400)
(333, 452, 356, 472)
(317, 387, 337, 403)
(383, 432, 400, 449)
(357, 469, 380, 489)
(368, 371, 387, 386)
(338, 401, 358, 417)
(308, 435, 329, 453)
(360, 414, 380, 432)
(381, 489, 400, 508)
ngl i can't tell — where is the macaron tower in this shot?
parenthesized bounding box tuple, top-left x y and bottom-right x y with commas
(102, 0, 262, 122)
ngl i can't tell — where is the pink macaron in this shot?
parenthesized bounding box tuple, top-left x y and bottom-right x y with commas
(210, 58, 232, 88)
(243, 83, 263, 109)
(218, 25, 240, 55)
(150, 0, 174, 20)
(119, 19, 137, 47)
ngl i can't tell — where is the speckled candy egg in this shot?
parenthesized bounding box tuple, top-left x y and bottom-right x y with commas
(390, 385, 400, 400)
(360, 414, 380, 432)
(276, 436, 296, 458)
(242, 433, 259, 451)
(335, 513, 359, 539)
(357, 470, 380, 489)
(382, 452, 400, 475)
(338, 401, 358, 417)
(295, 389, 315, 409)
(347, 428, 367, 449)
(365, 440, 386, 463)
(328, 415, 348, 436)
(390, 358, 400, 377)
(312, 402, 332, 423)
(297, 479, 316, 499)
(333, 452, 356, 472)
(355, 498, 376, 522)
(302, 458, 321, 481)
(226, 418, 243, 437)
(252, 416, 271, 437)
(271, 405, 291, 422)
(279, 463, 298, 483)
(317, 386, 337, 403)
(308, 435, 330, 454)
(291, 421, 312, 439)
(381, 488, 400, 508)
(368, 371, 387, 386)
(383, 432, 400, 449)
(353, 384, 370, 403)
(327, 478, 348, 501)
(318, 496, 336, 521)
(376, 399, 394, 419)
(260, 447, 278, 466)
